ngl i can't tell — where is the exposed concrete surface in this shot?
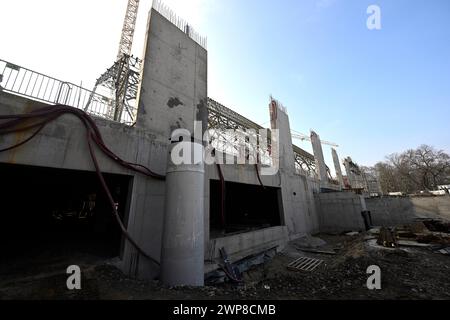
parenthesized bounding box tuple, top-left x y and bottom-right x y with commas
(161, 142, 205, 286)
(310, 131, 327, 187)
(316, 192, 365, 233)
(0, 92, 167, 280)
(206, 226, 289, 265)
(332, 148, 344, 189)
(366, 196, 450, 226)
(269, 101, 320, 238)
(316, 193, 450, 234)
(136, 8, 207, 138)
(123, 8, 208, 279)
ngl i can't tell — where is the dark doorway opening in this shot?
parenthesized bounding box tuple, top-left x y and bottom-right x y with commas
(209, 180, 283, 238)
(0, 163, 132, 279)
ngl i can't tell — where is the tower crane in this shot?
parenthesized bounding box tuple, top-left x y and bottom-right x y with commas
(85, 0, 141, 124)
(117, 0, 140, 61)
(291, 130, 339, 148)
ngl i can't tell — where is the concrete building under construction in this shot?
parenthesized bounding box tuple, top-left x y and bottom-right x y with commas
(1, 2, 443, 287)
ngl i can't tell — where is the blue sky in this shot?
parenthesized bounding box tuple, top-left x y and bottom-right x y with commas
(1, 0, 449, 172)
(203, 0, 450, 168)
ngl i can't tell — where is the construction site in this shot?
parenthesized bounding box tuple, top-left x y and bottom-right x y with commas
(0, 1, 449, 300)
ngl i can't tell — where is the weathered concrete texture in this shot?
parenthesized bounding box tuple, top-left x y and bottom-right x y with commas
(206, 226, 289, 265)
(0, 92, 166, 280)
(0, 8, 327, 281)
(310, 131, 327, 186)
(269, 101, 320, 239)
(161, 142, 205, 286)
(124, 8, 209, 280)
(136, 8, 208, 139)
(366, 196, 450, 226)
(316, 193, 450, 233)
(332, 148, 344, 190)
(315, 192, 365, 233)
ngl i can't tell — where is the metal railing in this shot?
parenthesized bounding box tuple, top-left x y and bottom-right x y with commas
(0, 59, 133, 125)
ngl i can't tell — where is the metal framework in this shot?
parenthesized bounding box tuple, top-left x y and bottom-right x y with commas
(85, 55, 141, 124)
(117, 0, 140, 60)
(207, 98, 323, 178)
(84, 0, 141, 125)
(293, 145, 318, 178)
(207, 98, 272, 165)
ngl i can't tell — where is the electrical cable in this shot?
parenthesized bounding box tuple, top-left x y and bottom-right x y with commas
(0, 104, 164, 265)
(216, 163, 226, 228)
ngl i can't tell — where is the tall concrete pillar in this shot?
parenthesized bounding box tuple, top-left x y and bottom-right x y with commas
(332, 148, 344, 190)
(343, 157, 354, 188)
(310, 131, 328, 186)
(120, 6, 208, 280)
(269, 98, 294, 173)
(161, 141, 205, 286)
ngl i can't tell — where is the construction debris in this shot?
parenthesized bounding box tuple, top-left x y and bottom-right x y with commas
(437, 247, 450, 255)
(396, 240, 431, 247)
(206, 247, 277, 285)
(219, 247, 242, 283)
(297, 248, 337, 255)
(369, 219, 450, 250)
(377, 227, 398, 248)
(287, 256, 323, 272)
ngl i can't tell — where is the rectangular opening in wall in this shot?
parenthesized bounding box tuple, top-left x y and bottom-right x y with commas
(0, 163, 132, 279)
(209, 180, 283, 238)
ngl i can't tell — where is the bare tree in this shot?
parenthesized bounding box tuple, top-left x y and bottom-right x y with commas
(388, 145, 450, 192)
(371, 145, 450, 194)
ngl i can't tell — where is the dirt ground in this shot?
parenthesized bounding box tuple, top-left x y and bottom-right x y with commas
(1, 231, 449, 300)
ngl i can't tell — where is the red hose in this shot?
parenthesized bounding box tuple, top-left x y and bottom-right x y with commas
(0, 104, 164, 265)
(216, 163, 226, 228)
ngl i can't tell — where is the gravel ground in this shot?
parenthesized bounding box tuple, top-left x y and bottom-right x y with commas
(1, 232, 449, 300)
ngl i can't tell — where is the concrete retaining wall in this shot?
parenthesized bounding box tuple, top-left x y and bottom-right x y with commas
(366, 196, 450, 226)
(315, 192, 365, 233)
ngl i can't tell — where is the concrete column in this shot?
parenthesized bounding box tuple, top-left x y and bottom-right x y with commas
(344, 157, 354, 188)
(310, 131, 328, 187)
(269, 98, 295, 173)
(161, 141, 205, 286)
(332, 148, 344, 190)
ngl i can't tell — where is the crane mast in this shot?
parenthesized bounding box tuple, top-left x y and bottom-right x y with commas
(85, 0, 141, 124)
(117, 0, 140, 60)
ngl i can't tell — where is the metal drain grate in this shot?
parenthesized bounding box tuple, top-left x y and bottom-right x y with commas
(287, 256, 323, 272)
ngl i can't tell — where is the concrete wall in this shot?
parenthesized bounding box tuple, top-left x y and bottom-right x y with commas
(201, 100, 322, 263)
(316, 193, 450, 234)
(0, 92, 166, 279)
(0, 8, 324, 280)
(206, 226, 289, 265)
(123, 8, 208, 279)
(269, 101, 320, 239)
(366, 196, 450, 226)
(315, 192, 365, 233)
(136, 8, 208, 138)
